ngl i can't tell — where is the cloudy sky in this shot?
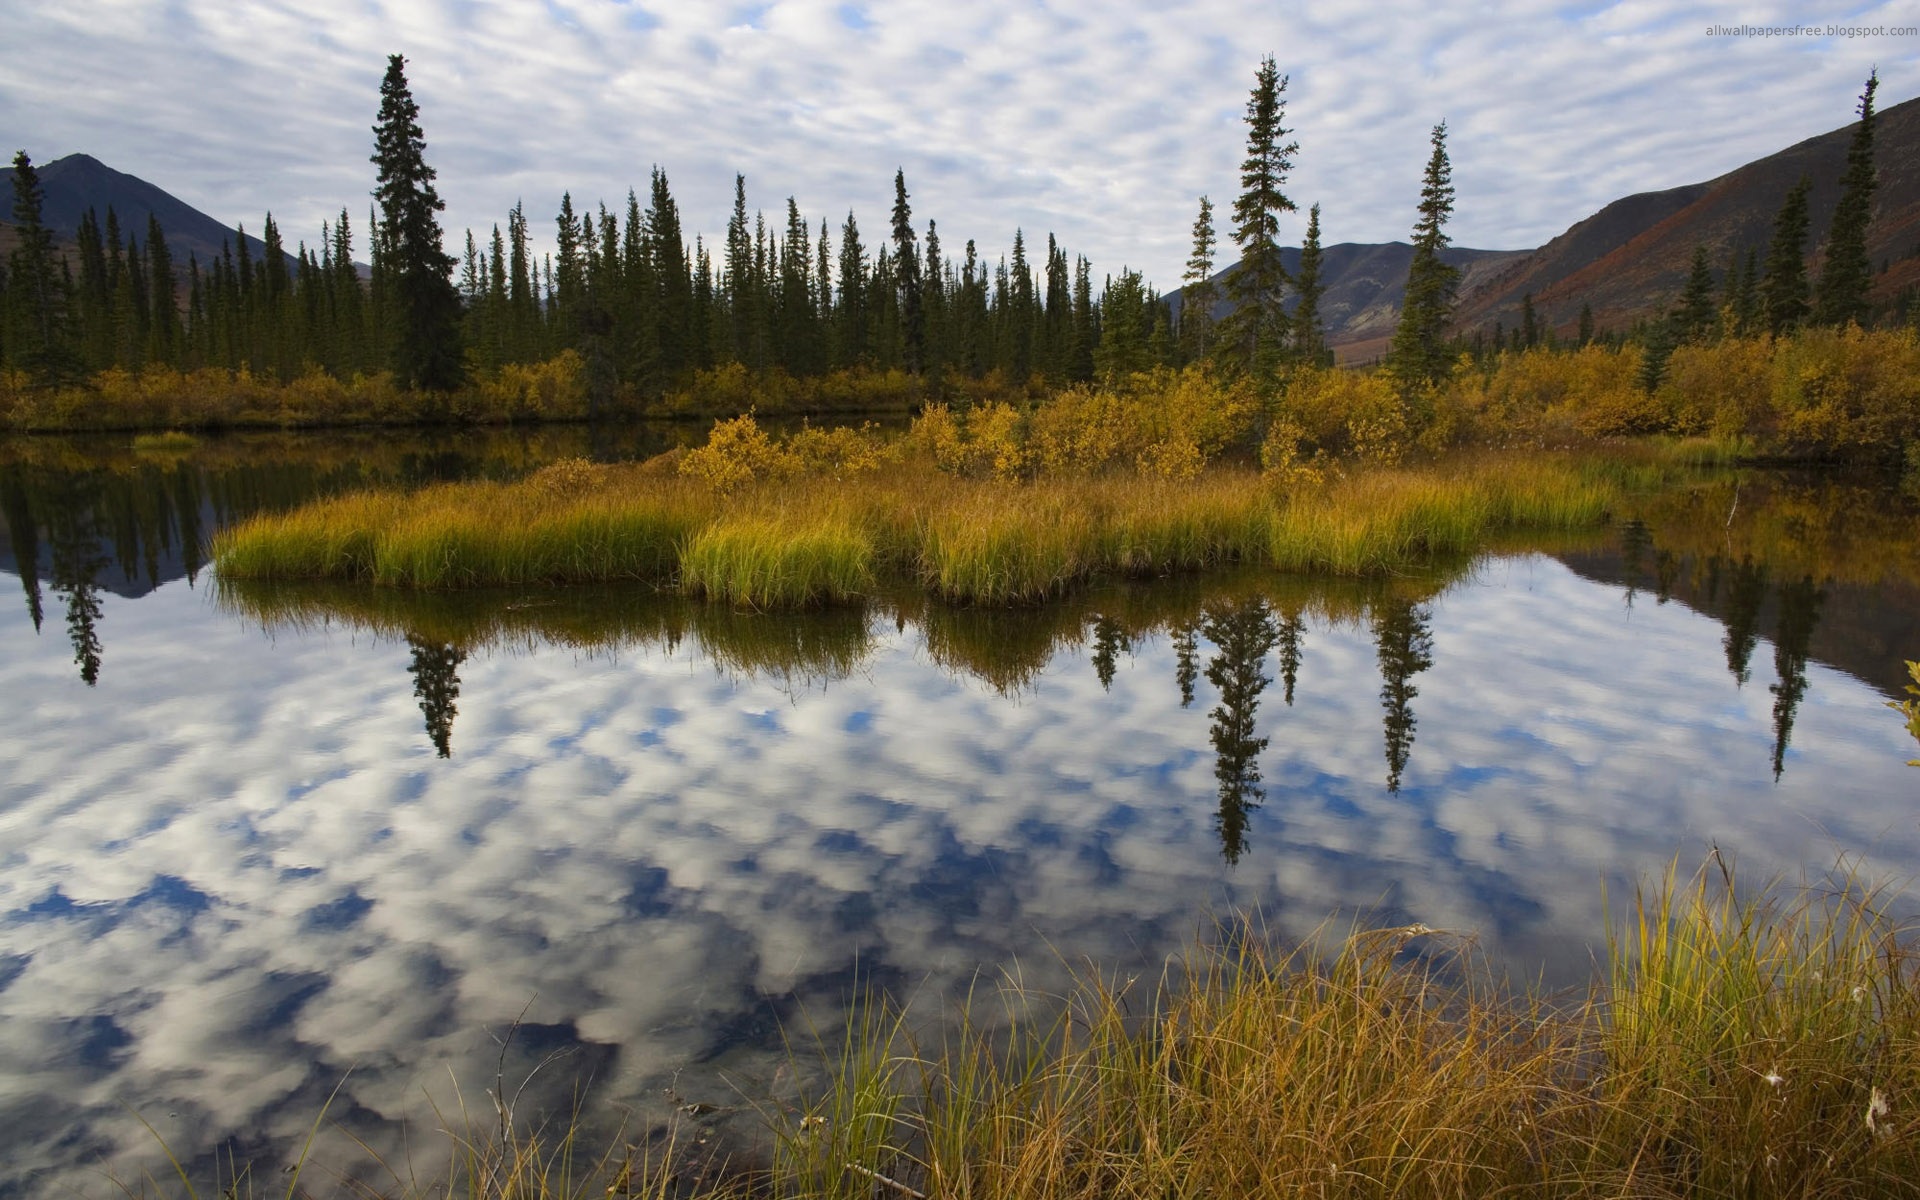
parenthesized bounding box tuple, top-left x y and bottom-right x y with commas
(3, 1, 1914, 294)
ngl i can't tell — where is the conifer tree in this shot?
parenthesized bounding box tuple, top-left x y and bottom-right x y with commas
(1676, 244, 1718, 342)
(1761, 176, 1812, 336)
(924, 219, 948, 379)
(1007, 229, 1034, 378)
(371, 53, 464, 390)
(1069, 254, 1094, 382)
(1292, 202, 1328, 366)
(1094, 269, 1152, 382)
(1577, 302, 1594, 346)
(1219, 57, 1298, 375)
(648, 169, 692, 379)
(145, 215, 180, 365)
(724, 176, 754, 364)
(5, 151, 73, 379)
(1386, 121, 1461, 390)
(331, 210, 364, 374)
(1181, 195, 1218, 362)
(891, 169, 923, 373)
(836, 211, 867, 368)
(1042, 234, 1069, 377)
(1519, 293, 1538, 350)
(1813, 70, 1878, 327)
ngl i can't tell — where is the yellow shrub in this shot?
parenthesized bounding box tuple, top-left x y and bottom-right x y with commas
(525, 457, 609, 497)
(677, 413, 798, 492)
(1135, 435, 1204, 481)
(788, 422, 887, 479)
(1657, 338, 1775, 439)
(1770, 326, 1920, 461)
(1276, 366, 1403, 457)
(1026, 386, 1131, 476)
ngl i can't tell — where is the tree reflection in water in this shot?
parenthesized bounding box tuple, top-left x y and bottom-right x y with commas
(1201, 598, 1279, 865)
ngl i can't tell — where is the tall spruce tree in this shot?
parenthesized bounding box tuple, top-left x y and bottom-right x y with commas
(371, 54, 464, 390)
(1813, 70, 1878, 327)
(1762, 176, 1812, 336)
(5, 151, 72, 379)
(1219, 57, 1297, 375)
(1292, 202, 1328, 366)
(890, 169, 923, 373)
(1386, 121, 1461, 390)
(1181, 195, 1218, 361)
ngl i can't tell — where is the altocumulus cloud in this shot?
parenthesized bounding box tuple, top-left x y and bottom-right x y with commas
(2, 0, 1909, 288)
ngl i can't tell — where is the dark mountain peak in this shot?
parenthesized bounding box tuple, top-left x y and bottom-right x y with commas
(2, 152, 293, 269)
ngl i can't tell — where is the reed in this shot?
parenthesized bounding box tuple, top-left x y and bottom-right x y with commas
(215, 446, 1648, 607)
(681, 512, 876, 608)
(115, 865, 1920, 1199)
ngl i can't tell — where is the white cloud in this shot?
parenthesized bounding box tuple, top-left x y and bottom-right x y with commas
(3, 0, 1911, 291)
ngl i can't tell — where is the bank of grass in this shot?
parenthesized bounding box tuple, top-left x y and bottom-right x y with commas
(138, 865, 1920, 1199)
(770, 861, 1920, 1200)
(214, 448, 1652, 606)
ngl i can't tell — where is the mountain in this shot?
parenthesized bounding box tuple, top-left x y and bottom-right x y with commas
(0, 152, 290, 269)
(1167, 242, 1525, 364)
(1451, 92, 1920, 341)
(1181, 90, 1920, 359)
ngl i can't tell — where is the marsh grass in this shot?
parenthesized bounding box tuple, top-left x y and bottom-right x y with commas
(759, 861, 1920, 1200)
(111, 865, 1920, 1199)
(215, 450, 1651, 607)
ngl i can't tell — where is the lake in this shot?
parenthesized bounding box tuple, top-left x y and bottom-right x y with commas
(1, 429, 1916, 1197)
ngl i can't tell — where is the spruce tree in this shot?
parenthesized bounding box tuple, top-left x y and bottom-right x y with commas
(5, 151, 73, 379)
(1181, 195, 1218, 361)
(1761, 176, 1812, 336)
(145, 215, 180, 365)
(1676, 244, 1718, 342)
(1292, 202, 1328, 366)
(1386, 121, 1461, 390)
(890, 169, 923, 373)
(649, 170, 693, 381)
(1219, 57, 1298, 375)
(371, 53, 464, 390)
(836, 211, 867, 368)
(1813, 70, 1878, 327)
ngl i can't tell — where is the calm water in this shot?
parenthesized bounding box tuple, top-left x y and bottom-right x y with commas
(1, 431, 1917, 1197)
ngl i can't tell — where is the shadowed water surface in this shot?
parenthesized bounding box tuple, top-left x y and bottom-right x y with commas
(1, 432, 1917, 1197)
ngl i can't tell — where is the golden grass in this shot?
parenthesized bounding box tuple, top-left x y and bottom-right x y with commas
(123, 864, 1920, 1199)
(213, 450, 1647, 607)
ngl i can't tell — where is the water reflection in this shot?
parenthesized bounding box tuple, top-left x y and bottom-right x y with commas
(1200, 598, 1279, 864)
(3, 443, 1920, 1199)
(407, 634, 467, 758)
(1769, 576, 1826, 780)
(1372, 600, 1434, 795)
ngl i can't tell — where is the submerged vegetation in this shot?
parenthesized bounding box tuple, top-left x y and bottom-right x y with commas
(114, 865, 1920, 1199)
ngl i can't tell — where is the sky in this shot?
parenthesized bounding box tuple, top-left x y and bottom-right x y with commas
(2, 1, 1915, 292)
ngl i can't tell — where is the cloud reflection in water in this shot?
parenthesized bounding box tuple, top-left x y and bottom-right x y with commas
(0, 555, 1914, 1197)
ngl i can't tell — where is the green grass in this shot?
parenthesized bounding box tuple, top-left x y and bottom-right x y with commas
(214, 449, 1649, 608)
(116, 863, 1920, 1199)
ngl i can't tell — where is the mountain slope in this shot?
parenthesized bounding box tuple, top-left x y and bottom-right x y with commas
(0, 153, 288, 268)
(1180, 89, 1920, 356)
(1451, 92, 1920, 339)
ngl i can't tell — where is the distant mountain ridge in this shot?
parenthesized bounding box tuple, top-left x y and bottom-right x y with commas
(0, 152, 292, 269)
(9, 90, 1920, 356)
(1184, 90, 1920, 361)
